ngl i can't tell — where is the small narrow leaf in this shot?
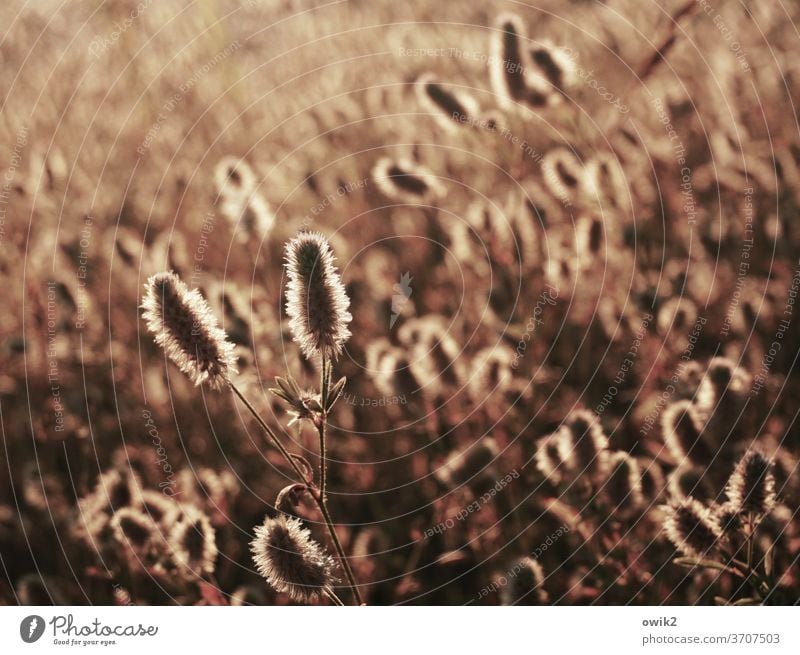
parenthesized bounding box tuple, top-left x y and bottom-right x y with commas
(275, 376, 298, 401)
(326, 376, 347, 411)
(268, 387, 293, 404)
(306, 397, 323, 413)
(287, 375, 303, 397)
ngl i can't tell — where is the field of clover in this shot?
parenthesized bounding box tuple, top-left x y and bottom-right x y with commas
(1, 0, 798, 605)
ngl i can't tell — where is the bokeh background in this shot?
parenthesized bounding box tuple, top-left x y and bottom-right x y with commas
(1, 0, 799, 605)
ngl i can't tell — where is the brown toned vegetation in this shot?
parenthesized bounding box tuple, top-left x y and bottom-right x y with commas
(1, 0, 799, 605)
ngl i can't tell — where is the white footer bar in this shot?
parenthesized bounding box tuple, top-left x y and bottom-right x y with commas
(1, 606, 797, 654)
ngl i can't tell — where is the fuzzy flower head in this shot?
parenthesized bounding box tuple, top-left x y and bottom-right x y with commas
(557, 409, 609, 480)
(528, 41, 576, 96)
(371, 157, 443, 204)
(500, 557, 548, 605)
(697, 357, 752, 409)
(603, 451, 644, 517)
(661, 400, 712, 465)
(535, 434, 566, 485)
(213, 156, 256, 198)
(94, 468, 142, 513)
(415, 73, 481, 130)
(725, 449, 776, 517)
(140, 489, 177, 526)
(715, 502, 743, 534)
(142, 271, 237, 390)
(110, 507, 157, 555)
(169, 505, 218, 576)
(490, 13, 552, 110)
(250, 514, 336, 603)
(663, 497, 722, 558)
(436, 437, 500, 489)
(220, 192, 275, 244)
(284, 232, 352, 360)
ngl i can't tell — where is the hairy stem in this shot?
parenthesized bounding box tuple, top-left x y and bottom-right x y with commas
(316, 494, 362, 605)
(315, 354, 363, 604)
(319, 355, 329, 501)
(746, 513, 755, 572)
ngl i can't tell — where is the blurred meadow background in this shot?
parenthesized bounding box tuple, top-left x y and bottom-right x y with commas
(1, 0, 799, 605)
